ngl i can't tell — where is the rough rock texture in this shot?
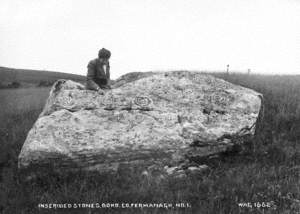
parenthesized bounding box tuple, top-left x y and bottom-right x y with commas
(18, 71, 263, 174)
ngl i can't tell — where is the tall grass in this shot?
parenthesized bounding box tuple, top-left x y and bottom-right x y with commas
(0, 73, 299, 214)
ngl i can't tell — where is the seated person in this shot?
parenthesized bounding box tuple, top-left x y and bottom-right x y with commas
(86, 48, 112, 92)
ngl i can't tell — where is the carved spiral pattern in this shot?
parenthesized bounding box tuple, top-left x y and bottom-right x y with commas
(134, 96, 152, 107)
(59, 96, 74, 106)
(103, 94, 115, 105)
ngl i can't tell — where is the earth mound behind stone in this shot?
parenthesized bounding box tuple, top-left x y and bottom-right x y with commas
(18, 71, 262, 174)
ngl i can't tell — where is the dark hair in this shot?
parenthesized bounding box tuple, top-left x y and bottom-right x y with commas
(98, 48, 111, 59)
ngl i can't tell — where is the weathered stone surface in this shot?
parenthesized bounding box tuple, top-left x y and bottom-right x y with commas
(18, 71, 262, 174)
(187, 165, 209, 174)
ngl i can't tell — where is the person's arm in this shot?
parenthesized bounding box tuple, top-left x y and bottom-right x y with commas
(87, 61, 100, 91)
(106, 61, 110, 85)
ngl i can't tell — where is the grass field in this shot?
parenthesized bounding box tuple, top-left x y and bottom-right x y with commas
(0, 72, 299, 214)
(0, 66, 85, 86)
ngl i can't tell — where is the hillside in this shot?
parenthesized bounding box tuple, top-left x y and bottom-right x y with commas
(0, 66, 86, 87)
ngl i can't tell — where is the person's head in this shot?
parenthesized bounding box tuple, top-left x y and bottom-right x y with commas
(98, 48, 111, 63)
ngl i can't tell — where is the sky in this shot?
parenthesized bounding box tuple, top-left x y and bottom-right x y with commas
(1, 0, 300, 79)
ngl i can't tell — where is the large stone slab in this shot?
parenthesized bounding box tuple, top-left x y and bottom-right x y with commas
(18, 71, 263, 173)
